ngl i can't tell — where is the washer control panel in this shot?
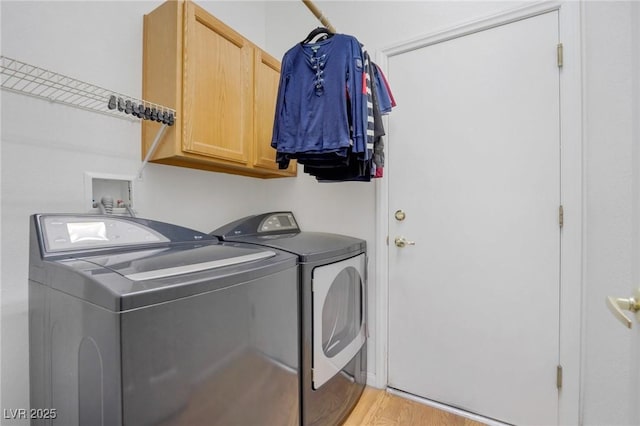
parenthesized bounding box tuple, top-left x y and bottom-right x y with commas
(259, 213, 298, 233)
(41, 216, 170, 252)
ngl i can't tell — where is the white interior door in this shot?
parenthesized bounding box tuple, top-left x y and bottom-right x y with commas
(387, 11, 561, 425)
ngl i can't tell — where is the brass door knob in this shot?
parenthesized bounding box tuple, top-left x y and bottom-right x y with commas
(394, 236, 416, 248)
(606, 289, 640, 329)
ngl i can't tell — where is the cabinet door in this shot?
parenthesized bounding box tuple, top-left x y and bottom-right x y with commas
(253, 49, 297, 176)
(182, 2, 252, 165)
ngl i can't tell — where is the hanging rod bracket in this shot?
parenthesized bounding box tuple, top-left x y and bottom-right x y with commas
(301, 0, 336, 33)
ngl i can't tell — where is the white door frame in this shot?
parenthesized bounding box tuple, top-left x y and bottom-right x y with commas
(373, 1, 583, 424)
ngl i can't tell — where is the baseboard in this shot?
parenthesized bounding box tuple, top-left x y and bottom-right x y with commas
(365, 372, 381, 388)
(386, 388, 510, 426)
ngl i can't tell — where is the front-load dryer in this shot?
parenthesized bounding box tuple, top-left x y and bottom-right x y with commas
(211, 211, 367, 426)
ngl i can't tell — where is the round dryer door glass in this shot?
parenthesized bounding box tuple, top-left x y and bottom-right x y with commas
(322, 266, 363, 358)
(312, 253, 366, 389)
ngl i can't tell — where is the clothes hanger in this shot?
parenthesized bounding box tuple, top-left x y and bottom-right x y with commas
(302, 27, 334, 44)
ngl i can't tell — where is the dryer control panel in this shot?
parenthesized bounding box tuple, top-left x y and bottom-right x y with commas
(259, 213, 298, 233)
(212, 211, 300, 238)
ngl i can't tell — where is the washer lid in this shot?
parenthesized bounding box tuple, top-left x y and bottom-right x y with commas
(86, 244, 276, 281)
(47, 243, 295, 312)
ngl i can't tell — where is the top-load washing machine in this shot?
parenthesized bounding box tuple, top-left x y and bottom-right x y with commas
(29, 214, 299, 426)
(212, 211, 367, 426)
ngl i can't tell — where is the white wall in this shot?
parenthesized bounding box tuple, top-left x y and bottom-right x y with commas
(265, 0, 529, 58)
(0, 0, 375, 418)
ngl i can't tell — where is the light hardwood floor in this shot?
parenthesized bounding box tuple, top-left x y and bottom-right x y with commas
(344, 388, 486, 426)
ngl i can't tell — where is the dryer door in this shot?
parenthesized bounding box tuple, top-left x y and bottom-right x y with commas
(312, 253, 366, 389)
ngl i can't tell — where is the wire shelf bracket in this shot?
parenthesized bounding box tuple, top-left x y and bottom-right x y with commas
(0, 55, 175, 177)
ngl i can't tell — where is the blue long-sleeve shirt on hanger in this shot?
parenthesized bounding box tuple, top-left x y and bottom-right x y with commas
(271, 34, 367, 168)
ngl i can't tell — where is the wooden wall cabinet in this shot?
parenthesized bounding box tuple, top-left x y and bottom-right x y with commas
(142, 0, 296, 178)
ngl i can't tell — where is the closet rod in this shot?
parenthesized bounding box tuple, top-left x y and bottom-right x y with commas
(301, 0, 336, 33)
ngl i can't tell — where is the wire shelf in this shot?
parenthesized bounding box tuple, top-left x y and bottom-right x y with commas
(0, 55, 176, 123)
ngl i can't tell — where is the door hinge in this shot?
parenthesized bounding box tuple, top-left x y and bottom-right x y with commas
(559, 205, 564, 229)
(557, 43, 564, 68)
(556, 365, 563, 389)
(386, 236, 389, 246)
